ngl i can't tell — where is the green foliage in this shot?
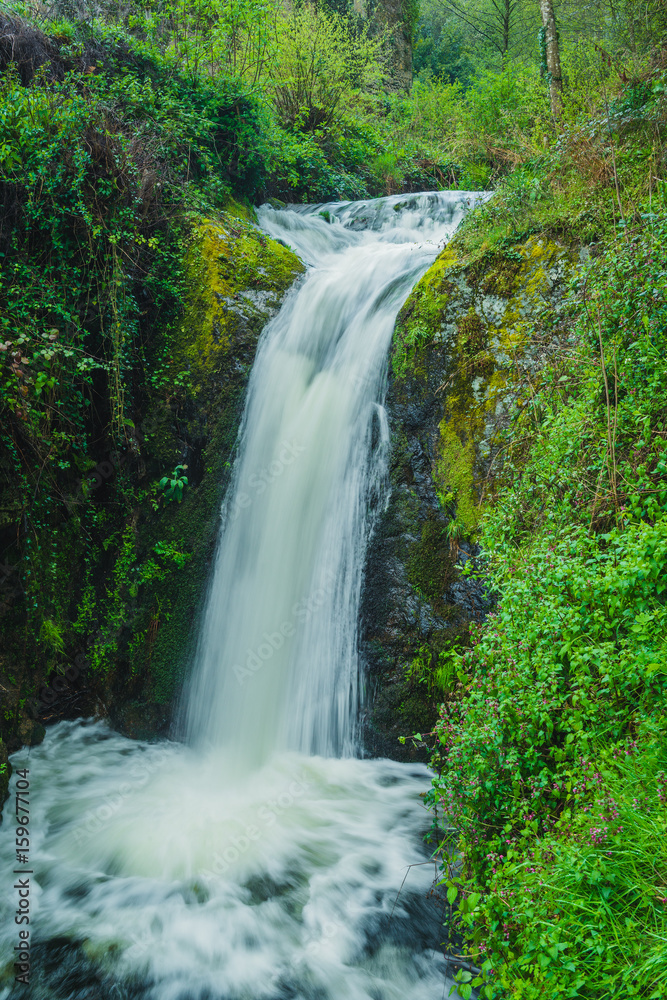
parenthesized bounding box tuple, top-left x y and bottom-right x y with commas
(130, 540, 191, 597)
(378, 60, 553, 192)
(0, 10, 297, 538)
(265, 3, 385, 131)
(159, 465, 188, 503)
(413, 12, 474, 87)
(403, 0, 667, 198)
(38, 618, 65, 655)
(404, 646, 439, 696)
(165, 0, 275, 85)
(428, 217, 667, 997)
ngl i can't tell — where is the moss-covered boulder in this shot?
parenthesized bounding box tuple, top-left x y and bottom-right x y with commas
(0, 210, 303, 749)
(361, 234, 575, 758)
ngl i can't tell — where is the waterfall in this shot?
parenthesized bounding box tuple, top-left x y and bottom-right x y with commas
(184, 192, 480, 765)
(0, 191, 483, 1000)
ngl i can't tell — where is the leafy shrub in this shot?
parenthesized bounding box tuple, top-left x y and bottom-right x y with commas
(159, 465, 188, 503)
(265, 3, 385, 132)
(428, 217, 667, 998)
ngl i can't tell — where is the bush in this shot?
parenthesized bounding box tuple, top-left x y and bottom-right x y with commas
(427, 217, 667, 999)
(265, 3, 385, 131)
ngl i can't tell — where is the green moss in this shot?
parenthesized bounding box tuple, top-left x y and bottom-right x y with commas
(173, 214, 303, 395)
(407, 510, 456, 604)
(393, 232, 573, 542)
(434, 420, 481, 534)
(392, 246, 459, 377)
(480, 257, 522, 297)
(222, 197, 258, 224)
(455, 308, 490, 376)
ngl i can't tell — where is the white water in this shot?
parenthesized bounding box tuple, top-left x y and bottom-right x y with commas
(184, 192, 481, 766)
(0, 191, 483, 1000)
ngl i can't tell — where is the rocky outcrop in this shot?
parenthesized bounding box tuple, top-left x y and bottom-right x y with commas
(361, 233, 575, 759)
(354, 0, 414, 91)
(0, 209, 303, 751)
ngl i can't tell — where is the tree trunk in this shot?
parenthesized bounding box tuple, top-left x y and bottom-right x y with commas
(503, 1, 510, 57)
(539, 0, 563, 118)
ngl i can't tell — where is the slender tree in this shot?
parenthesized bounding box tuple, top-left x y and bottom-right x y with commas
(539, 0, 563, 117)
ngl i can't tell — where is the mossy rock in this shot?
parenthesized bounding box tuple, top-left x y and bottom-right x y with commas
(361, 232, 574, 755)
(104, 213, 305, 726)
(0, 211, 304, 748)
(392, 233, 574, 536)
(172, 214, 304, 399)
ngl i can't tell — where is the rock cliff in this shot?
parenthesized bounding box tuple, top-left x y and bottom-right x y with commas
(0, 208, 303, 777)
(361, 232, 576, 758)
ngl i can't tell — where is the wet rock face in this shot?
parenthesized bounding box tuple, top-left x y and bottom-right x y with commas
(0, 209, 304, 752)
(360, 358, 494, 762)
(102, 214, 305, 737)
(360, 235, 574, 760)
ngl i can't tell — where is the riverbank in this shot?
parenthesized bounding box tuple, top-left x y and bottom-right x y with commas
(402, 102, 667, 1000)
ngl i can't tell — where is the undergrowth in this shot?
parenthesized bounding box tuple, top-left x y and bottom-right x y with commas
(426, 215, 667, 998)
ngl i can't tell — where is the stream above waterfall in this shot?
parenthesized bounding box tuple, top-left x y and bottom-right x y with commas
(0, 191, 484, 1000)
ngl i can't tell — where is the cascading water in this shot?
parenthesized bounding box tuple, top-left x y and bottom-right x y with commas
(0, 191, 484, 1000)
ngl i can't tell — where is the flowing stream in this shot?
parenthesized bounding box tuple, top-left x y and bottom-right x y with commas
(1, 191, 483, 1000)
